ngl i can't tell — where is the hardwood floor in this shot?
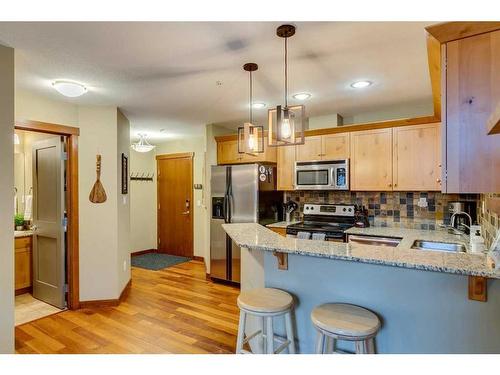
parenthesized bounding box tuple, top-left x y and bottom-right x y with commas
(15, 260, 240, 354)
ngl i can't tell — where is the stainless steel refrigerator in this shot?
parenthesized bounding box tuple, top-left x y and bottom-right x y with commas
(210, 163, 283, 284)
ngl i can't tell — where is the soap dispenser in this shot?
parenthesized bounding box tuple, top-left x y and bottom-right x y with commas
(470, 229, 486, 254)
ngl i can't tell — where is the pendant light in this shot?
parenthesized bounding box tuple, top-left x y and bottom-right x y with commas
(131, 133, 155, 153)
(238, 63, 264, 154)
(268, 24, 306, 147)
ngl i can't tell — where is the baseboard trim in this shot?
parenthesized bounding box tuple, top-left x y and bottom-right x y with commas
(192, 256, 204, 262)
(15, 287, 32, 296)
(131, 249, 157, 257)
(79, 279, 132, 309)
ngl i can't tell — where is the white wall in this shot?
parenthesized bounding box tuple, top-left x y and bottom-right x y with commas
(308, 113, 343, 129)
(0, 44, 15, 354)
(342, 100, 433, 125)
(77, 105, 120, 301)
(16, 90, 78, 126)
(155, 137, 207, 259)
(130, 150, 157, 252)
(116, 109, 131, 291)
(16, 91, 131, 302)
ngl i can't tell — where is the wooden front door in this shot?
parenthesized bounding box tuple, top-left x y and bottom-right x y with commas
(157, 153, 193, 257)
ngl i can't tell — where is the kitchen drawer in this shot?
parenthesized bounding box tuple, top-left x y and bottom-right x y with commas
(15, 236, 32, 250)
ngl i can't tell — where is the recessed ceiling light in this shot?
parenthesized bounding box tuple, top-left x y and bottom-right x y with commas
(252, 102, 266, 109)
(293, 93, 311, 100)
(52, 80, 87, 97)
(350, 81, 372, 89)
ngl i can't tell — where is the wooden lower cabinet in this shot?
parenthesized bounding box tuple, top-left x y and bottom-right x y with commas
(350, 128, 393, 191)
(393, 123, 441, 191)
(15, 236, 32, 293)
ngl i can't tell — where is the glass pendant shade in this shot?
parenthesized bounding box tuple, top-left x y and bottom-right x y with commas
(268, 104, 306, 146)
(238, 123, 264, 154)
(131, 134, 155, 153)
(238, 62, 264, 154)
(268, 24, 307, 147)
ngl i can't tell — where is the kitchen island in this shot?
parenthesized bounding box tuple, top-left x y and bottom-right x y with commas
(223, 223, 500, 353)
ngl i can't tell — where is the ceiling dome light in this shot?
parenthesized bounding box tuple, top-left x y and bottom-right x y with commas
(252, 102, 266, 109)
(350, 80, 372, 89)
(52, 80, 88, 97)
(131, 134, 155, 153)
(293, 93, 311, 100)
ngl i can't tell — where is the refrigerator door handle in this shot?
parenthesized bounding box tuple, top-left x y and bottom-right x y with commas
(223, 194, 228, 223)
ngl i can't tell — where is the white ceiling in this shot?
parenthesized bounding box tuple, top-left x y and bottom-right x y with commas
(0, 22, 434, 141)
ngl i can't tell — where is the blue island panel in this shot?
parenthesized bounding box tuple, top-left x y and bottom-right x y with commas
(264, 252, 500, 354)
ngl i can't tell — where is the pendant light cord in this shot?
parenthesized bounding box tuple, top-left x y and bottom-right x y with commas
(284, 36, 288, 108)
(249, 70, 253, 124)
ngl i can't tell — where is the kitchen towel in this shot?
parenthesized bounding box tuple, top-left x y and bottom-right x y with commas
(297, 231, 311, 240)
(24, 195, 32, 221)
(312, 233, 326, 241)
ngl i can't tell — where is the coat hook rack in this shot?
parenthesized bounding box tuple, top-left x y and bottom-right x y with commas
(130, 172, 154, 182)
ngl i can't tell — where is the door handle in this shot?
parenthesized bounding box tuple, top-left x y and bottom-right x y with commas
(181, 211, 190, 215)
(31, 225, 38, 231)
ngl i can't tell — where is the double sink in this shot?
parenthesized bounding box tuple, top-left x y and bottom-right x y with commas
(348, 234, 466, 253)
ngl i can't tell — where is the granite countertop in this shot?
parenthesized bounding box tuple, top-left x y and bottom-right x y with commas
(266, 220, 300, 229)
(222, 223, 500, 279)
(15, 230, 33, 238)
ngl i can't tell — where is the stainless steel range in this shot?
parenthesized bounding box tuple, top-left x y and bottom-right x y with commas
(286, 204, 368, 242)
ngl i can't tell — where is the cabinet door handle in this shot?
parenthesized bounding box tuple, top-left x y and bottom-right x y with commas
(436, 178, 441, 183)
(394, 183, 397, 187)
(388, 183, 392, 187)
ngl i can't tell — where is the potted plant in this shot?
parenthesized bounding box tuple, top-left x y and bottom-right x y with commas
(14, 214, 24, 231)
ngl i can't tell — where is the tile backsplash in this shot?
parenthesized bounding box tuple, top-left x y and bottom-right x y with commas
(479, 193, 500, 249)
(285, 191, 479, 230)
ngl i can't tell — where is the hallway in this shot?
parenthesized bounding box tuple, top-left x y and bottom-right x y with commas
(15, 261, 240, 354)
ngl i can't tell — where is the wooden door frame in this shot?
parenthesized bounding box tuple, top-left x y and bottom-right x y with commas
(156, 152, 194, 257)
(15, 120, 80, 310)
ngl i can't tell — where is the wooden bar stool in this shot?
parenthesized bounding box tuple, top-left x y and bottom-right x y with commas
(311, 303, 381, 354)
(236, 288, 296, 354)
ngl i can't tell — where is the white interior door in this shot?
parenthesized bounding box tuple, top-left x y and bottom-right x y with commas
(32, 137, 66, 309)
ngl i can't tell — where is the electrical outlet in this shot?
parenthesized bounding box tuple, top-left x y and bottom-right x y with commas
(417, 197, 428, 208)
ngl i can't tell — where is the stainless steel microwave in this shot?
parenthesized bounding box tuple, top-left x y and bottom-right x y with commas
(294, 159, 349, 190)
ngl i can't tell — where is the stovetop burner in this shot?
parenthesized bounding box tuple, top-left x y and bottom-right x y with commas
(285, 203, 369, 239)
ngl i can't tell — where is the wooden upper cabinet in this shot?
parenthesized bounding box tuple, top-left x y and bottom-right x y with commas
(296, 135, 322, 161)
(350, 128, 393, 191)
(217, 138, 277, 165)
(296, 133, 349, 162)
(217, 140, 243, 164)
(322, 133, 350, 160)
(277, 145, 296, 191)
(444, 30, 500, 193)
(393, 123, 441, 191)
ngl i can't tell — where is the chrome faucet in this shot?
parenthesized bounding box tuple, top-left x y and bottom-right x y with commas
(449, 211, 472, 236)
